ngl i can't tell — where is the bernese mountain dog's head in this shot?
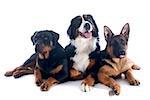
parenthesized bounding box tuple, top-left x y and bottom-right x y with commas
(67, 14, 99, 40)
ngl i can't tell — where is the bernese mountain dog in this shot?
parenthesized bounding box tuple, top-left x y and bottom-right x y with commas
(65, 14, 100, 90)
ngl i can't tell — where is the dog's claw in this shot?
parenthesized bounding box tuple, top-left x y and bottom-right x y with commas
(40, 81, 52, 91)
(81, 82, 92, 92)
(4, 71, 13, 77)
(35, 79, 43, 86)
(132, 65, 141, 70)
(109, 90, 119, 96)
(129, 79, 140, 86)
(109, 85, 120, 96)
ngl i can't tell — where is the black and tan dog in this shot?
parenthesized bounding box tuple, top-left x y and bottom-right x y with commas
(97, 23, 140, 95)
(5, 30, 69, 91)
(32, 30, 68, 91)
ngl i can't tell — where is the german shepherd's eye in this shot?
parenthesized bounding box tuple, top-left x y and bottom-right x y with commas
(120, 38, 126, 45)
(111, 39, 117, 45)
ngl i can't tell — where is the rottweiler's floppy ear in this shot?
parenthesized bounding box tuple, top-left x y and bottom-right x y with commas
(120, 23, 130, 41)
(31, 31, 38, 45)
(104, 26, 114, 41)
(67, 25, 72, 38)
(51, 31, 59, 47)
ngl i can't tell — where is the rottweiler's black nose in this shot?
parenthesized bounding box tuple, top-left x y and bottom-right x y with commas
(119, 50, 126, 55)
(84, 23, 91, 30)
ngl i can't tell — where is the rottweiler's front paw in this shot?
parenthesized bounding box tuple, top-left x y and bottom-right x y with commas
(35, 79, 43, 86)
(4, 71, 13, 77)
(40, 81, 52, 91)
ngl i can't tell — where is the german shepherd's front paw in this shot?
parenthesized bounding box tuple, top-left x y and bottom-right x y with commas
(128, 78, 140, 86)
(35, 79, 43, 86)
(40, 81, 52, 91)
(109, 84, 120, 96)
(132, 65, 141, 70)
(81, 82, 92, 92)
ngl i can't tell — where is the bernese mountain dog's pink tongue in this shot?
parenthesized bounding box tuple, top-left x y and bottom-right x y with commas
(80, 32, 92, 38)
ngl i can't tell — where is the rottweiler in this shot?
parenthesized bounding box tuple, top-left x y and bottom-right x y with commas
(31, 30, 68, 91)
(5, 30, 69, 91)
(97, 23, 140, 95)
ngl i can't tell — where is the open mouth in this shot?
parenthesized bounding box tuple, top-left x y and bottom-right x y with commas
(79, 32, 92, 38)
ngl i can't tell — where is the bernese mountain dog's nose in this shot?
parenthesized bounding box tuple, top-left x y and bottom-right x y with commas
(84, 23, 91, 31)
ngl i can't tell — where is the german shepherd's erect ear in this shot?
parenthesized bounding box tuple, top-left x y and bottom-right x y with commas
(120, 23, 130, 41)
(104, 26, 114, 42)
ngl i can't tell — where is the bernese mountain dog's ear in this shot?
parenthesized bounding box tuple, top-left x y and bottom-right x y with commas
(51, 31, 59, 47)
(86, 14, 99, 37)
(67, 16, 82, 40)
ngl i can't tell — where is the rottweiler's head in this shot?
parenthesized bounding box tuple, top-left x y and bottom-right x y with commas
(104, 23, 130, 58)
(31, 30, 59, 59)
(67, 14, 99, 40)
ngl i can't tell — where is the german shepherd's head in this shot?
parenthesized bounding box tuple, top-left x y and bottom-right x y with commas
(104, 23, 130, 58)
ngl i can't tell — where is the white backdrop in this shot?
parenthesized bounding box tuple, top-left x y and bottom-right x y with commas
(0, 0, 149, 99)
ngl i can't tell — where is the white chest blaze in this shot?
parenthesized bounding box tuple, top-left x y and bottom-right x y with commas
(71, 36, 97, 72)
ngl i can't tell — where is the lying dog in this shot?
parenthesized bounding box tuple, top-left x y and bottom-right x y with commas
(5, 50, 36, 78)
(5, 30, 69, 91)
(97, 23, 140, 96)
(65, 14, 100, 92)
(65, 14, 100, 81)
(31, 30, 68, 91)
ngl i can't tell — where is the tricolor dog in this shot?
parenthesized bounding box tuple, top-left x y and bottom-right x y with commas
(65, 14, 100, 91)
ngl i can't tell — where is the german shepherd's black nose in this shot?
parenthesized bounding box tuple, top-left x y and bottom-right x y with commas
(119, 50, 126, 55)
(84, 23, 91, 30)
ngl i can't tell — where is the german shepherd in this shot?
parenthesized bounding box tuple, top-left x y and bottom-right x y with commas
(98, 23, 140, 96)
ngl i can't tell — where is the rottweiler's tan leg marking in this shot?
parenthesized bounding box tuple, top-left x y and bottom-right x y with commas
(5, 60, 35, 78)
(34, 68, 43, 86)
(40, 77, 58, 91)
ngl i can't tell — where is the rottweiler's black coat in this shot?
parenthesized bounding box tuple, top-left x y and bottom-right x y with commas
(36, 43, 68, 82)
(29, 30, 69, 91)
